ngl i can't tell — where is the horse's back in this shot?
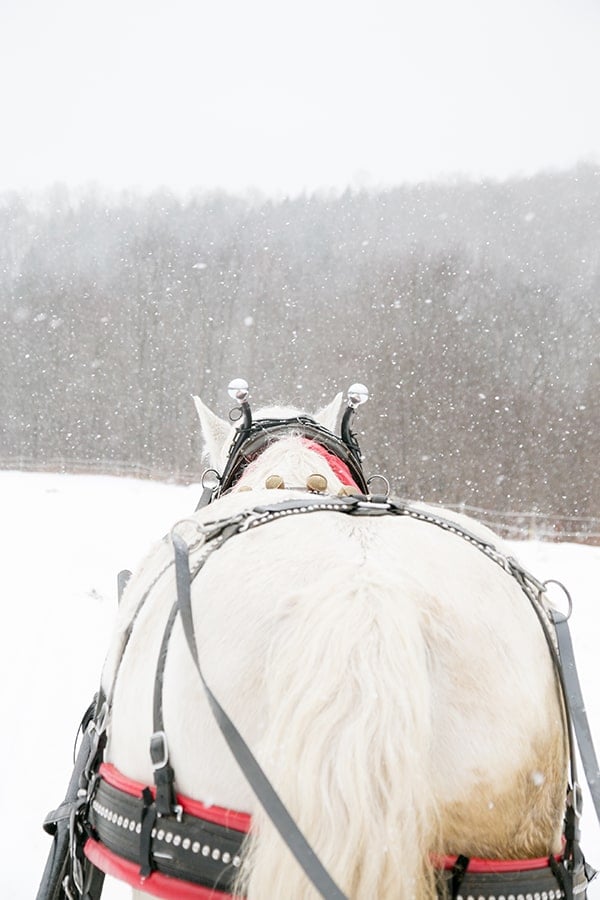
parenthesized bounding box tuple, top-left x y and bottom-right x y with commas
(105, 491, 566, 897)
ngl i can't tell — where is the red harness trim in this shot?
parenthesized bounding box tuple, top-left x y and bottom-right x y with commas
(434, 851, 561, 873)
(85, 838, 239, 899)
(90, 764, 561, 898)
(301, 440, 359, 488)
(99, 763, 251, 832)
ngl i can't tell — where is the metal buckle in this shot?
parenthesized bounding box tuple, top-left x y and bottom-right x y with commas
(569, 782, 584, 819)
(92, 700, 108, 736)
(170, 517, 209, 544)
(150, 731, 169, 770)
(68, 804, 85, 894)
(62, 875, 77, 900)
(357, 499, 391, 511)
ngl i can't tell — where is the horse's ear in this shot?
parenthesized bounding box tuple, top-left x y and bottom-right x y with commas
(314, 392, 344, 434)
(192, 395, 233, 468)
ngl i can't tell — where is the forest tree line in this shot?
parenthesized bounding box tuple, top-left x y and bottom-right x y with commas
(1, 166, 599, 532)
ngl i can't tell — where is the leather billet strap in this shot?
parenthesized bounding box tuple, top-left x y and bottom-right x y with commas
(551, 609, 600, 824)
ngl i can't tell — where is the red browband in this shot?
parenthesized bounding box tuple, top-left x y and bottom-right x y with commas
(301, 439, 359, 488)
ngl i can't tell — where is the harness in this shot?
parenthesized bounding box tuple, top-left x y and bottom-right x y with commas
(38, 387, 600, 900)
(196, 382, 370, 507)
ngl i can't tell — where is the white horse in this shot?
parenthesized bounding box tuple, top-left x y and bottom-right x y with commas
(97, 392, 567, 900)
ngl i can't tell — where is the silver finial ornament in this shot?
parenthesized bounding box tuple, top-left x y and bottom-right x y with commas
(347, 383, 369, 409)
(228, 378, 249, 403)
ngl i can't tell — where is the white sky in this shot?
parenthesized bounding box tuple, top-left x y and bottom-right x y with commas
(1, 0, 600, 196)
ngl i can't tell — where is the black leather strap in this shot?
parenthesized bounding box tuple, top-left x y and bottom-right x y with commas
(150, 602, 179, 817)
(552, 609, 600, 823)
(37, 700, 106, 900)
(450, 854, 469, 898)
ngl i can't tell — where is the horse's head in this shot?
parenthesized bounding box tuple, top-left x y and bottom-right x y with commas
(193, 382, 369, 503)
(193, 393, 342, 472)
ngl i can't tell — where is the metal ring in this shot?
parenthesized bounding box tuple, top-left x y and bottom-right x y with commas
(201, 468, 221, 490)
(367, 474, 390, 499)
(542, 578, 573, 620)
(169, 517, 208, 543)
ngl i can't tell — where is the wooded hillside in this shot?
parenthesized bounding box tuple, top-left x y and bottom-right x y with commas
(2, 167, 598, 531)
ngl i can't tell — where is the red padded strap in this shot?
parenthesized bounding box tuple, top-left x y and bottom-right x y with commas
(433, 851, 562, 873)
(84, 838, 240, 899)
(99, 763, 251, 833)
(301, 440, 358, 488)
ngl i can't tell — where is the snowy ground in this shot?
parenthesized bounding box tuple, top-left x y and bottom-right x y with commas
(1, 471, 598, 899)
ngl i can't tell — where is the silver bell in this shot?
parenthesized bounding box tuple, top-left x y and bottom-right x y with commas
(228, 378, 249, 404)
(347, 383, 369, 409)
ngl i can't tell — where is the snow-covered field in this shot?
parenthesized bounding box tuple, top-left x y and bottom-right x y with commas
(1, 470, 598, 899)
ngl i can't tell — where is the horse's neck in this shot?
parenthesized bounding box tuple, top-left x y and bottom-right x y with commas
(237, 437, 345, 493)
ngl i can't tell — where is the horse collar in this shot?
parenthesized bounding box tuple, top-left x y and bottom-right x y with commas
(86, 763, 579, 900)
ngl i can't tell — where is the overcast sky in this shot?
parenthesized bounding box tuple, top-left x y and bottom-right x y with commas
(1, 0, 599, 196)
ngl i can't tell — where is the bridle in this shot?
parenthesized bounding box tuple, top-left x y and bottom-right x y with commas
(197, 381, 370, 507)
